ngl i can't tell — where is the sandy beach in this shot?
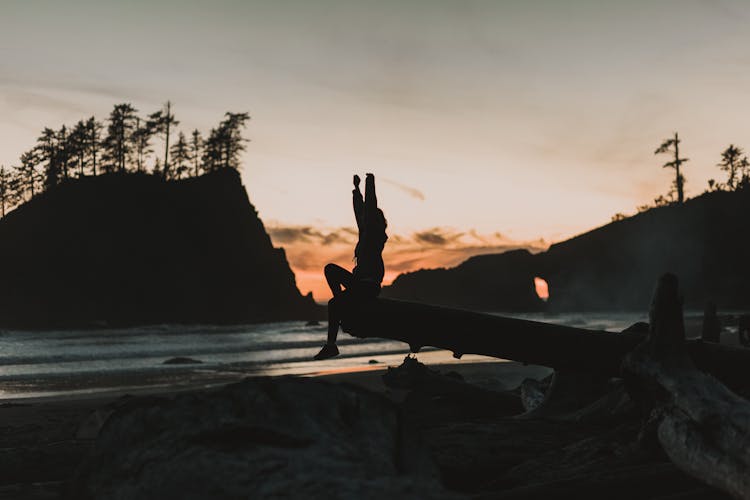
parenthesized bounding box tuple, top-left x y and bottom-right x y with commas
(0, 315, 740, 499)
(0, 358, 546, 499)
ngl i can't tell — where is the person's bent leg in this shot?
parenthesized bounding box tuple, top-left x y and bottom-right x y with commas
(326, 297, 340, 345)
(314, 296, 341, 360)
(324, 263, 353, 298)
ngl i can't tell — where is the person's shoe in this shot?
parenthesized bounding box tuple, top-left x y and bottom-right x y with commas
(313, 344, 339, 360)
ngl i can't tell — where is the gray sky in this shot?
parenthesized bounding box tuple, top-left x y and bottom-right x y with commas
(2, 0, 749, 246)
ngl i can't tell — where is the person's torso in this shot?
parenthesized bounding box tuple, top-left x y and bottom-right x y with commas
(353, 231, 387, 283)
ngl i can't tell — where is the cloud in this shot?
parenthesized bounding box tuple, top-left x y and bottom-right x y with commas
(267, 222, 547, 301)
(266, 225, 354, 246)
(413, 227, 464, 246)
(381, 177, 425, 201)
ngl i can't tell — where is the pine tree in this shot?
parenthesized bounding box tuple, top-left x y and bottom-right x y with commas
(0, 166, 9, 217)
(86, 116, 103, 176)
(218, 112, 250, 170)
(201, 112, 250, 173)
(131, 116, 154, 172)
(654, 132, 688, 204)
(102, 103, 138, 173)
(36, 127, 60, 190)
(148, 101, 179, 178)
(57, 125, 72, 182)
(202, 127, 222, 173)
(70, 120, 90, 178)
(718, 144, 745, 190)
(7, 169, 22, 211)
(18, 150, 40, 199)
(169, 132, 191, 180)
(190, 129, 203, 177)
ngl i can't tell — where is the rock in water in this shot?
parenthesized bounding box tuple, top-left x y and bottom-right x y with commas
(162, 357, 203, 365)
(68, 378, 451, 499)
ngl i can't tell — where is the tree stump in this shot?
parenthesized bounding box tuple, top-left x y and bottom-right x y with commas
(623, 273, 750, 499)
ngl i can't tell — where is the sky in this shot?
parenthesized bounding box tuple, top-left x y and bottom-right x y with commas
(2, 0, 750, 299)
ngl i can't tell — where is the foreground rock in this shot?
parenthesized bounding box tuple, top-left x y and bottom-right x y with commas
(68, 377, 452, 500)
(624, 274, 750, 499)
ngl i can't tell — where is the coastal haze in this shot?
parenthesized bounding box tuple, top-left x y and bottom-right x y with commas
(4, 1, 750, 298)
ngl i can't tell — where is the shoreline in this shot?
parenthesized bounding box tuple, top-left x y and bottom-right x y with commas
(0, 354, 516, 406)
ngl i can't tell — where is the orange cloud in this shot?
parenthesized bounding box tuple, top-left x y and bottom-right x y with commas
(268, 223, 545, 302)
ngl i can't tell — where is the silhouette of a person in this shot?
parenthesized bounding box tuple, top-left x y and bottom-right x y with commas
(314, 173, 388, 360)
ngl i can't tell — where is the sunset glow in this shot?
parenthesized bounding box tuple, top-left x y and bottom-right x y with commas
(3, 1, 750, 297)
(534, 277, 549, 302)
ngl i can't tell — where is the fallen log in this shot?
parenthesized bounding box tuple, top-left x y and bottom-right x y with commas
(338, 296, 750, 391)
(623, 273, 750, 499)
(340, 296, 643, 375)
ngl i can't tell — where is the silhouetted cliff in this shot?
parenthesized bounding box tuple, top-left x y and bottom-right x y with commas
(382, 249, 543, 312)
(0, 169, 318, 327)
(384, 189, 750, 311)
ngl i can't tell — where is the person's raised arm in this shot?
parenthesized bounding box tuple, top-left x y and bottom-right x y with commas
(364, 173, 378, 220)
(352, 174, 364, 229)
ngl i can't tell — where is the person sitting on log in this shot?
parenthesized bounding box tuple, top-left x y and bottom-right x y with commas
(314, 173, 388, 360)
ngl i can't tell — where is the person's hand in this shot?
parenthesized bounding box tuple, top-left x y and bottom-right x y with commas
(353, 175, 361, 187)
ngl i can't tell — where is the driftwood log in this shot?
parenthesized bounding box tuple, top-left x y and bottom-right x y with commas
(338, 295, 750, 391)
(622, 274, 750, 499)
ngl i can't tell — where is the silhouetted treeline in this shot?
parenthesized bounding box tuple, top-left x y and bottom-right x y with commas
(709, 144, 750, 192)
(0, 101, 249, 216)
(628, 133, 750, 217)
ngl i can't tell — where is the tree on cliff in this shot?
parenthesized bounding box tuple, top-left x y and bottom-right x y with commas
(102, 104, 138, 173)
(169, 132, 191, 179)
(17, 151, 41, 200)
(190, 129, 203, 177)
(740, 157, 750, 188)
(219, 112, 250, 171)
(6, 171, 22, 213)
(131, 117, 154, 173)
(148, 101, 179, 179)
(69, 120, 91, 177)
(202, 112, 250, 173)
(717, 144, 746, 190)
(3, 102, 253, 217)
(201, 127, 221, 172)
(36, 127, 60, 190)
(0, 166, 10, 217)
(86, 116, 103, 176)
(655, 132, 688, 204)
(57, 125, 74, 182)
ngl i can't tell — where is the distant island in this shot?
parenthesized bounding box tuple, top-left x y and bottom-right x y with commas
(384, 186, 750, 312)
(0, 167, 319, 327)
(0, 102, 321, 327)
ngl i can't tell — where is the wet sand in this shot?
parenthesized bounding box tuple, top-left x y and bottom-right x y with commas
(0, 335, 737, 499)
(0, 359, 539, 499)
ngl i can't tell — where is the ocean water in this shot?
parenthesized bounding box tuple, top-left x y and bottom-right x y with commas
(0, 310, 729, 400)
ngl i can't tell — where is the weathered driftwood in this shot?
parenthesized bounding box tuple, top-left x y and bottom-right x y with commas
(518, 370, 610, 419)
(340, 296, 643, 375)
(338, 296, 750, 391)
(622, 273, 750, 500)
